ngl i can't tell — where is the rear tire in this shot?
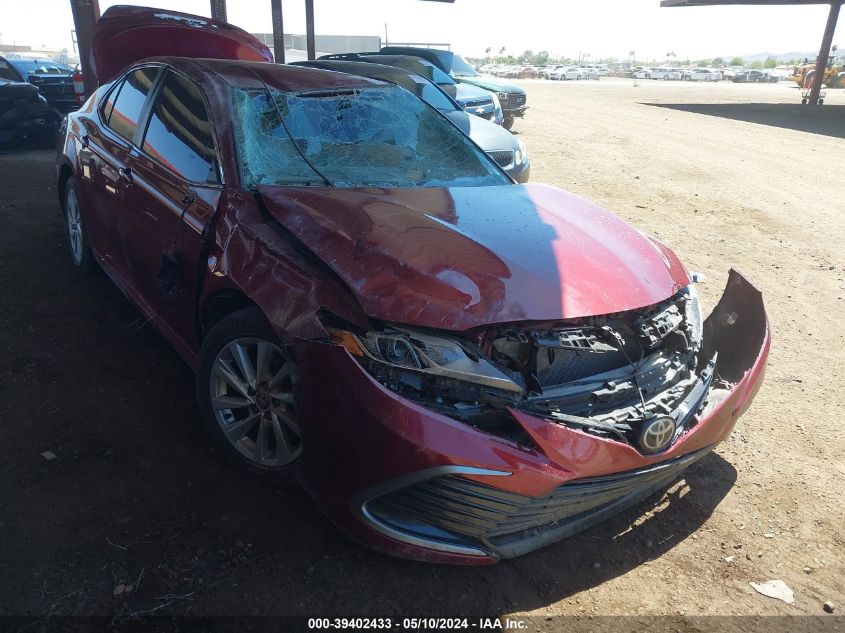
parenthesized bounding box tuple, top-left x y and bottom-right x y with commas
(63, 178, 96, 274)
(197, 307, 302, 487)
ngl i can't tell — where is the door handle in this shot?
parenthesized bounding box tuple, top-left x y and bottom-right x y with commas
(118, 167, 133, 186)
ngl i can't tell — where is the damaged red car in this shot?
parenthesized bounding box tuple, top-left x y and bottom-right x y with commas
(56, 7, 770, 564)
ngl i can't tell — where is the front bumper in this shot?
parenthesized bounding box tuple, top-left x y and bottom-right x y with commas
(502, 105, 528, 118)
(295, 270, 769, 564)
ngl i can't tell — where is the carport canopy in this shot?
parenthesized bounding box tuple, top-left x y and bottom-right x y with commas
(69, 0, 455, 95)
(661, 0, 843, 104)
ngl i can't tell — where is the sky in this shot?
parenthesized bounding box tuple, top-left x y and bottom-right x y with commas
(1, 0, 843, 62)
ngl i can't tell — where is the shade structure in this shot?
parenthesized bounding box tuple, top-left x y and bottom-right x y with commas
(661, 0, 843, 105)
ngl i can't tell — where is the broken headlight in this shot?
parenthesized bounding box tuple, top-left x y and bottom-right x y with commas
(684, 284, 704, 345)
(515, 139, 528, 166)
(330, 326, 524, 393)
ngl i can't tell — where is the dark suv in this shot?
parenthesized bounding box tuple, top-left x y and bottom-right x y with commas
(0, 56, 77, 113)
(380, 47, 527, 130)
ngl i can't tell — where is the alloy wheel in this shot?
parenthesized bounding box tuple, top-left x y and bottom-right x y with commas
(210, 337, 301, 467)
(66, 188, 84, 265)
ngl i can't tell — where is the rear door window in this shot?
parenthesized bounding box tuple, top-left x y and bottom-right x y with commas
(105, 67, 160, 141)
(140, 71, 219, 183)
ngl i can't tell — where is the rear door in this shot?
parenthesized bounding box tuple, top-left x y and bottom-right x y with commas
(121, 69, 222, 349)
(76, 66, 161, 278)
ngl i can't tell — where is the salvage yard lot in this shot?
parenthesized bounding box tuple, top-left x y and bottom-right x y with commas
(0, 78, 843, 621)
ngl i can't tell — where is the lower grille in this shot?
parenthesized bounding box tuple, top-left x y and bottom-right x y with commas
(487, 150, 514, 168)
(366, 447, 711, 556)
(462, 99, 492, 109)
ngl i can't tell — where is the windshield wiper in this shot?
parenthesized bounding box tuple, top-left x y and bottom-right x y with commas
(297, 88, 360, 99)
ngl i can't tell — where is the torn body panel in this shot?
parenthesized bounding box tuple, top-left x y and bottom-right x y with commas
(199, 190, 370, 347)
(295, 270, 769, 563)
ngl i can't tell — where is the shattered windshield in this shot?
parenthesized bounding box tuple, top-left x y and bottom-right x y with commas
(232, 85, 508, 189)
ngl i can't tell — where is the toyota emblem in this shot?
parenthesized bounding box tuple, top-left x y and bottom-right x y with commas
(639, 416, 677, 453)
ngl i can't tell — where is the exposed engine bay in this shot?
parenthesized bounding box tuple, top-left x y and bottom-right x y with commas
(328, 286, 729, 455)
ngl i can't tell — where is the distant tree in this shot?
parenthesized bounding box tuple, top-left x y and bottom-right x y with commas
(695, 58, 712, 67)
(711, 56, 725, 67)
(530, 50, 550, 65)
(517, 49, 533, 63)
(729, 56, 745, 66)
(764, 56, 778, 68)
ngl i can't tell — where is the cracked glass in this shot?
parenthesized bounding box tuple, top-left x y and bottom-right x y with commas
(232, 85, 508, 189)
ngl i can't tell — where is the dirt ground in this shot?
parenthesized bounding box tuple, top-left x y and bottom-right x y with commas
(1, 78, 843, 627)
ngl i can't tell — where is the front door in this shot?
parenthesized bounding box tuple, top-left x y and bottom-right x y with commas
(122, 69, 222, 351)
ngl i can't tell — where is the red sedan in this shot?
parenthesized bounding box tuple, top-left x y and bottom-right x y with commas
(56, 7, 770, 564)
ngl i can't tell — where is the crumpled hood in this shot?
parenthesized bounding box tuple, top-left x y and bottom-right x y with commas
(0, 80, 40, 100)
(258, 183, 690, 331)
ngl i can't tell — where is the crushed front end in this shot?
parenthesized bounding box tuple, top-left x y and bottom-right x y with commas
(0, 81, 60, 147)
(295, 270, 769, 564)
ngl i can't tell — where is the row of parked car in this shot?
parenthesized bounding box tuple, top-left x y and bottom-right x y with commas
(632, 67, 780, 83)
(478, 62, 783, 84)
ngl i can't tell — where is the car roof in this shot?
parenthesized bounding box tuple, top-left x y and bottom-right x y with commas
(365, 54, 434, 67)
(139, 57, 384, 92)
(294, 59, 425, 83)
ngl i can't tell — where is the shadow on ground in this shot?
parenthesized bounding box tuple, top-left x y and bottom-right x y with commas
(0, 150, 737, 618)
(646, 102, 845, 139)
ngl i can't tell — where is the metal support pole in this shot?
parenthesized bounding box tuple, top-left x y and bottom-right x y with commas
(68, 0, 100, 95)
(809, 1, 841, 104)
(210, 0, 228, 22)
(271, 0, 285, 63)
(305, 0, 316, 60)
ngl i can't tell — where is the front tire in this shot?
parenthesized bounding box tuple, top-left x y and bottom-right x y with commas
(197, 307, 302, 487)
(63, 178, 96, 274)
(503, 116, 515, 130)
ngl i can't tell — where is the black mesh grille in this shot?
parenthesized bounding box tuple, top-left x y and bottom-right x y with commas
(487, 150, 514, 167)
(463, 99, 491, 109)
(501, 93, 526, 107)
(367, 447, 710, 553)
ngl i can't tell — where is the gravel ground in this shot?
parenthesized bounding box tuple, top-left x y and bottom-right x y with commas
(0, 78, 842, 628)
